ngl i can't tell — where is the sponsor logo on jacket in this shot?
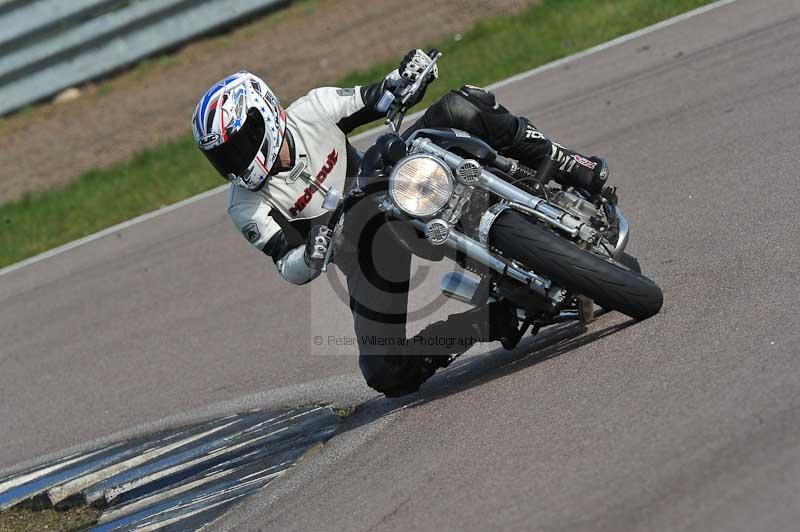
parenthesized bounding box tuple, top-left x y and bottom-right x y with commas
(289, 149, 338, 216)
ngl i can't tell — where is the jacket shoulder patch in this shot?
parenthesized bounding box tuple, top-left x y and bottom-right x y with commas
(242, 222, 261, 243)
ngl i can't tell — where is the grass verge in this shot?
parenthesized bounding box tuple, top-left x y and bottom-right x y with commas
(0, 506, 99, 532)
(0, 0, 715, 269)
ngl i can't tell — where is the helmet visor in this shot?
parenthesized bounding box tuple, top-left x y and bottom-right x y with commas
(202, 108, 267, 179)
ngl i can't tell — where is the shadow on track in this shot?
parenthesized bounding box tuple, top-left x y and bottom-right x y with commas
(335, 316, 637, 436)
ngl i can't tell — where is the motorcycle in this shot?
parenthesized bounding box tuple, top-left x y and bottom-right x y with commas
(298, 50, 663, 349)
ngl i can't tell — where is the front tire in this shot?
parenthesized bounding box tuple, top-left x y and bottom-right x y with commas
(489, 210, 663, 320)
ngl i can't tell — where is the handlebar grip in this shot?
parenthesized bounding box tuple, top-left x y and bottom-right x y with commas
(492, 155, 514, 174)
(494, 155, 538, 182)
(513, 163, 538, 182)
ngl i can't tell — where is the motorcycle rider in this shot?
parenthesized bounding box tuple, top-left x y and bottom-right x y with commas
(192, 50, 609, 397)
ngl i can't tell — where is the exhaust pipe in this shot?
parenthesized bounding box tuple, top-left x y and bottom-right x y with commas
(440, 271, 489, 305)
(442, 271, 586, 326)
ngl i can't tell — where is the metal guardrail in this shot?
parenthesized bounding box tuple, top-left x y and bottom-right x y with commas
(0, 0, 290, 117)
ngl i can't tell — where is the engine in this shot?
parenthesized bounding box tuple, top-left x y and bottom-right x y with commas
(549, 189, 606, 229)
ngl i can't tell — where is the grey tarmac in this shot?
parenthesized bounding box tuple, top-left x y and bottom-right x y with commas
(2, 0, 800, 530)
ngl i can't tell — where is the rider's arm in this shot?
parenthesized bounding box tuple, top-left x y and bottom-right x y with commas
(296, 50, 434, 134)
(228, 194, 320, 285)
(299, 85, 385, 135)
(266, 233, 321, 285)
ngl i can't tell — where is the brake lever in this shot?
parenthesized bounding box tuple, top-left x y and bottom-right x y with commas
(399, 50, 442, 107)
(384, 50, 442, 132)
(385, 107, 406, 133)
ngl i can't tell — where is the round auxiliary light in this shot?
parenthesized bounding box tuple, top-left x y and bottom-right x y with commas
(456, 159, 482, 185)
(389, 154, 453, 217)
(425, 219, 450, 245)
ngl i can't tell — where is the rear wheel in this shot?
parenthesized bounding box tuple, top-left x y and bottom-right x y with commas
(489, 210, 663, 320)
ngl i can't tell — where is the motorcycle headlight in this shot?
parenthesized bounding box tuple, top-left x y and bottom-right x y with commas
(389, 155, 453, 217)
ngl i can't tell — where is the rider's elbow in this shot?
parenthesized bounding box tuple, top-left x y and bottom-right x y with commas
(276, 246, 320, 285)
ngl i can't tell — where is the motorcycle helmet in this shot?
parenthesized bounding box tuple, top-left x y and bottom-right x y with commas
(192, 71, 287, 190)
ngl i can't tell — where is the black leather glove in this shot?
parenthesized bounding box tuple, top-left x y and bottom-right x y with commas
(399, 49, 439, 83)
(362, 49, 439, 115)
(304, 225, 333, 270)
(397, 49, 439, 107)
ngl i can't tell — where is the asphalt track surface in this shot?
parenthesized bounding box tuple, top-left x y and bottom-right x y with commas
(2, 1, 800, 530)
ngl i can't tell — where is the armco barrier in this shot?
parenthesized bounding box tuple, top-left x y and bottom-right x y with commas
(0, 0, 289, 116)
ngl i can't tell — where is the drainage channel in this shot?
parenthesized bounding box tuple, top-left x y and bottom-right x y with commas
(0, 405, 341, 531)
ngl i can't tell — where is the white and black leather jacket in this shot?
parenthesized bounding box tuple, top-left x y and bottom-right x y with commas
(227, 83, 386, 284)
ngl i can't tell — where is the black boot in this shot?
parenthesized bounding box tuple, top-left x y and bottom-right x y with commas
(485, 299, 521, 350)
(549, 143, 609, 195)
(503, 119, 610, 195)
(376, 301, 520, 398)
(407, 299, 520, 369)
(502, 118, 555, 169)
(405, 301, 518, 368)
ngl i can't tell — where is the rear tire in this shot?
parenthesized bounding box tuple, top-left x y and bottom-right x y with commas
(489, 210, 663, 320)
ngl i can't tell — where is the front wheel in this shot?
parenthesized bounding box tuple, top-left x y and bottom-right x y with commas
(489, 210, 663, 320)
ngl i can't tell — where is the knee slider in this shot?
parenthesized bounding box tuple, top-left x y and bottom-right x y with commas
(365, 369, 421, 396)
(359, 353, 425, 395)
(423, 90, 482, 131)
(457, 85, 499, 109)
(359, 354, 403, 391)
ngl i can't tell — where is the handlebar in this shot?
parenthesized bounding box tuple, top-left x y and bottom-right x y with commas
(317, 51, 443, 271)
(385, 50, 442, 133)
